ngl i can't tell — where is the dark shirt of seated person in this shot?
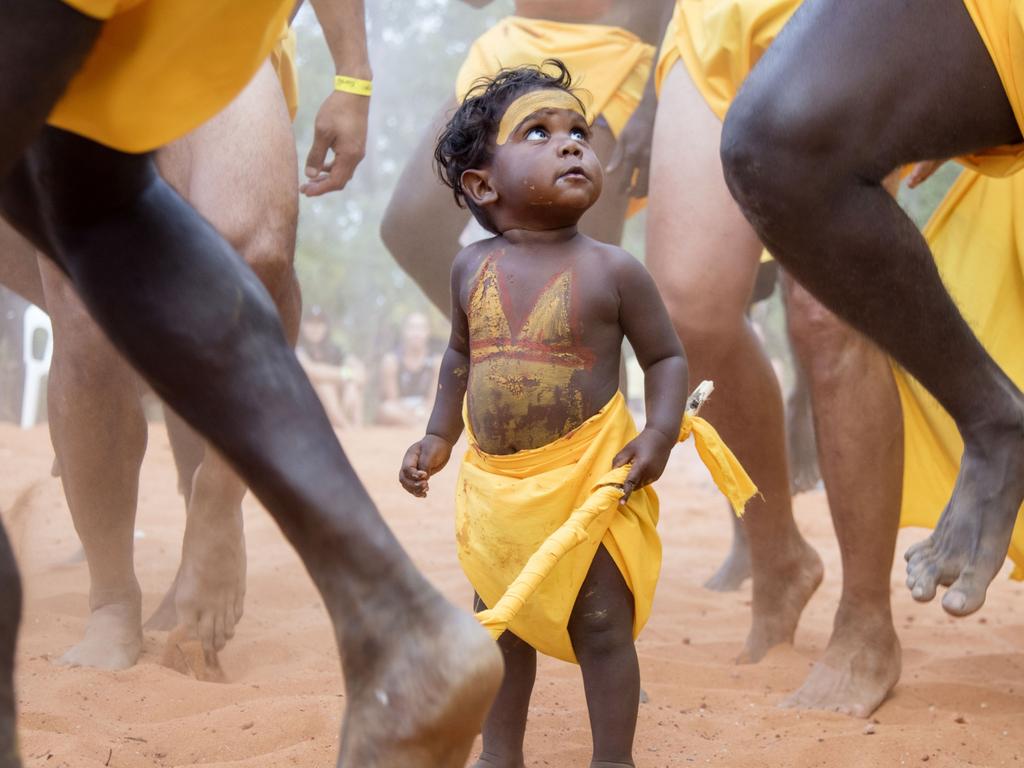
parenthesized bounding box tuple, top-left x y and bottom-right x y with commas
(296, 305, 365, 429)
(377, 311, 439, 427)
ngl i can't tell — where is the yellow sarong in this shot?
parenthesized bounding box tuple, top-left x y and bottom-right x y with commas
(654, 0, 799, 117)
(270, 26, 300, 122)
(894, 169, 1024, 579)
(456, 17, 655, 139)
(457, 392, 660, 663)
(51, 0, 293, 152)
(457, 389, 755, 662)
(959, 0, 1024, 177)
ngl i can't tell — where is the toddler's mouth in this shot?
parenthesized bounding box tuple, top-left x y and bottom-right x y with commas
(559, 165, 589, 181)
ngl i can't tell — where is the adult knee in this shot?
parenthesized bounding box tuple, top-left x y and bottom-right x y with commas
(659, 275, 749, 371)
(720, 84, 840, 231)
(786, 281, 865, 392)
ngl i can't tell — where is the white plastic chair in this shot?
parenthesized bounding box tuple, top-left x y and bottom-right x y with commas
(20, 304, 53, 429)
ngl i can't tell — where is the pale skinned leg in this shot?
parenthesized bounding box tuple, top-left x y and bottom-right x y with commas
(646, 62, 822, 662)
(782, 275, 902, 717)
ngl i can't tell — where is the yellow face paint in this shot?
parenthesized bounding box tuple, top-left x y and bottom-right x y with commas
(495, 89, 588, 145)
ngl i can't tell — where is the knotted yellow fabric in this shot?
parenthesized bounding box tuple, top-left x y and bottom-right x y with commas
(894, 169, 1024, 579)
(459, 386, 755, 661)
(52, 0, 292, 152)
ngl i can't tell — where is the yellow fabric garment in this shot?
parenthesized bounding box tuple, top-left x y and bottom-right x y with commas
(459, 390, 756, 661)
(270, 26, 300, 123)
(455, 16, 655, 217)
(52, 0, 293, 152)
(959, 0, 1024, 177)
(655, 0, 800, 117)
(893, 169, 1024, 579)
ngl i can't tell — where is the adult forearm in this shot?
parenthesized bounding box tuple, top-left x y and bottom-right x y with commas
(425, 347, 469, 444)
(309, 0, 371, 79)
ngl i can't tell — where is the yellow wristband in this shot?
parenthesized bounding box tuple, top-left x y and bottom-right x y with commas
(334, 75, 372, 96)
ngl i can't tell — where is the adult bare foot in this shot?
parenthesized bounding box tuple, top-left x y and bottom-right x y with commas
(58, 598, 142, 670)
(144, 570, 180, 631)
(703, 538, 751, 592)
(705, 508, 751, 592)
(337, 600, 503, 768)
(782, 610, 900, 718)
(739, 540, 822, 663)
(470, 754, 516, 768)
(905, 414, 1024, 617)
(174, 503, 246, 656)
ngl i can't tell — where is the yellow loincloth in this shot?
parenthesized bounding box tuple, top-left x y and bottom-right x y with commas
(51, 0, 293, 152)
(894, 169, 1024, 580)
(270, 26, 300, 122)
(959, 0, 1024, 177)
(457, 391, 660, 663)
(455, 16, 655, 216)
(654, 0, 800, 118)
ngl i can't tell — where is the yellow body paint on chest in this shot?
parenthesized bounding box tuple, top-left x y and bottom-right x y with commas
(467, 254, 594, 449)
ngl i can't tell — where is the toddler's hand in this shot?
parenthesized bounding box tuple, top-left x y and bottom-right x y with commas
(612, 428, 675, 504)
(399, 434, 453, 497)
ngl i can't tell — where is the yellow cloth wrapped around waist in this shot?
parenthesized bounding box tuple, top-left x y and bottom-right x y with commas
(52, 0, 293, 152)
(655, 0, 800, 118)
(894, 169, 1024, 579)
(959, 0, 1024, 177)
(270, 26, 300, 123)
(458, 389, 756, 662)
(455, 16, 655, 217)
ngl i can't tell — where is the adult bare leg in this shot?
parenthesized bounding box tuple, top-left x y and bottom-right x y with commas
(722, 0, 1024, 617)
(782, 276, 902, 717)
(647, 62, 821, 659)
(0, 224, 44, 307)
(3, 124, 501, 766)
(0, 523, 22, 768)
(381, 100, 469, 314)
(142, 61, 302, 653)
(39, 257, 148, 670)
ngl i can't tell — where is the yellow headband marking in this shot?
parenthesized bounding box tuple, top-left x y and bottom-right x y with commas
(495, 90, 587, 145)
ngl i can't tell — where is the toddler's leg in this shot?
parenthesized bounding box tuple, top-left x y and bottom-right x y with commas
(472, 595, 535, 768)
(569, 547, 639, 767)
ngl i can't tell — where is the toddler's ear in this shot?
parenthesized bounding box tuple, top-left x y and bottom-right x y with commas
(461, 168, 498, 208)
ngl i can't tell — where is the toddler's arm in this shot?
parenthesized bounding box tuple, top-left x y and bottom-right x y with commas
(399, 253, 472, 496)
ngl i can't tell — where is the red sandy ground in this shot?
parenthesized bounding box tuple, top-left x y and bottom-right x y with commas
(1, 422, 1022, 768)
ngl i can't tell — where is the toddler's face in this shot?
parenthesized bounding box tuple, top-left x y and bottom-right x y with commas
(488, 98, 603, 224)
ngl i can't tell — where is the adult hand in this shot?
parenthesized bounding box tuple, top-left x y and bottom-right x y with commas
(906, 160, 945, 189)
(399, 434, 454, 497)
(612, 427, 674, 504)
(301, 89, 369, 196)
(605, 97, 656, 198)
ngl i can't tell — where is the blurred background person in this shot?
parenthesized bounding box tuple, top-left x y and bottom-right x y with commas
(297, 305, 367, 429)
(376, 312, 439, 427)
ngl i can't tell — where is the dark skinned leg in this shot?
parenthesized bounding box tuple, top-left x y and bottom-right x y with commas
(0, 523, 21, 768)
(380, 99, 469, 315)
(568, 547, 639, 768)
(1, 128, 501, 767)
(722, 0, 1024, 617)
(782, 276, 902, 717)
(471, 596, 535, 768)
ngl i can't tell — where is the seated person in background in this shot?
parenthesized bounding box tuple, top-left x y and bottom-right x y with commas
(377, 311, 440, 426)
(296, 305, 365, 429)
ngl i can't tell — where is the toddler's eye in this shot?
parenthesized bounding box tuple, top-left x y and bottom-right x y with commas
(526, 127, 548, 141)
(570, 128, 587, 141)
